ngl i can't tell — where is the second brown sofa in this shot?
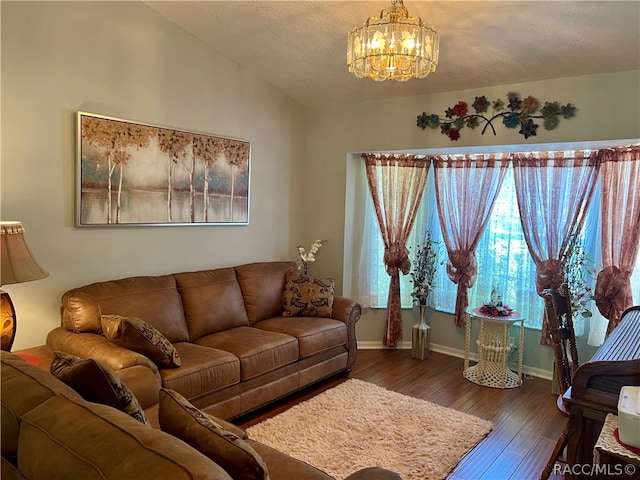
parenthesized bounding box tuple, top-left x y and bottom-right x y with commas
(47, 261, 361, 422)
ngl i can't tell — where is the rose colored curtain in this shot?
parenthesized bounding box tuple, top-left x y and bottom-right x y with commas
(593, 145, 640, 334)
(364, 153, 431, 348)
(511, 150, 599, 345)
(433, 154, 510, 327)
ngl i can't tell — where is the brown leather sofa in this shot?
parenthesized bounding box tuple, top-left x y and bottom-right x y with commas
(46, 261, 361, 423)
(1, 352, 402, 480)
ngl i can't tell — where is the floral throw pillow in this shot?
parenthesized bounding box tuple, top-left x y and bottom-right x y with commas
(282, 270, 335, 318)
(50, 351, 150, 425)
(101, 315, 180, 368)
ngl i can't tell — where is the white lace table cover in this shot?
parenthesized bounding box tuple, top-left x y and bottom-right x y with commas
(594, 413, 640, 464)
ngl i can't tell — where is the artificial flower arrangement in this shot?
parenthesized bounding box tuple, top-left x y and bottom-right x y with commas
(296, 239, 325, 275)
(560, 235, 594, 320)
(410, 232, 443, 306)
(479, 288, 514, 317)
(416, 92, 576, 141)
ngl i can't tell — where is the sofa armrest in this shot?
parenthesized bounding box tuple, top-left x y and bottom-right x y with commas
(46, 327, 162, 409)
(331, 296, 361, 370)
(47, 327, 159, 373)
(331, 296, 361, 324)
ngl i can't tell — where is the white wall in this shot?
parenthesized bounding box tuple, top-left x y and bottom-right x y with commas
(305, 70, 640, 376)
(1, 1, 307, 350)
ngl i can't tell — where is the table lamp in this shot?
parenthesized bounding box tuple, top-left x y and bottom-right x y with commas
(1, 221, 49, 351)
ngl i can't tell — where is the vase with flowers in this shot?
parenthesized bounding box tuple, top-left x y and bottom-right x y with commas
(478, 287, 514, 317)
(296, 239, 326, 275)
(409, 232, 443, 359)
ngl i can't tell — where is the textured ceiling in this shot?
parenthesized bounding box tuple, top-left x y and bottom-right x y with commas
(144, 1, 640, 108)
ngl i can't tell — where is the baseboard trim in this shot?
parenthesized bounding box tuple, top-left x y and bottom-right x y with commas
(356, 341, 553, 381)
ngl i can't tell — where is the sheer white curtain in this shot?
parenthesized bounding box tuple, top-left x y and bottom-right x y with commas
(358, 194, 394, 309)
(585, 185, 609, 346)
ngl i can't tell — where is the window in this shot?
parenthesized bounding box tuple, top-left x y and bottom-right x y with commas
(360, 166, 549, 329)
(441, 173, 548, 329)
(358, 161, 638, 334)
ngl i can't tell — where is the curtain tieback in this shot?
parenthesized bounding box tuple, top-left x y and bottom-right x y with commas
(594, 265, 631, 318)
(446, 250, 477, 288)
(384, 243, 411, 276)
(535, 259, 564, 295)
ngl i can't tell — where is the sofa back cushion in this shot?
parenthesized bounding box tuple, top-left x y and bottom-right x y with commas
(235, 262, 296, 324)
(175, 268, 249, 340)
(1, 352, 83, 462)
(18, 396, 232, 480)
(61, 275, 189, 343)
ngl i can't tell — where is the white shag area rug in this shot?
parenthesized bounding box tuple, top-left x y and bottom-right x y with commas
(246, 379, 493, 480)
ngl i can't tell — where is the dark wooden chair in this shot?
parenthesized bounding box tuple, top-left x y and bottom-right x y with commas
(541, 283, 579, 480)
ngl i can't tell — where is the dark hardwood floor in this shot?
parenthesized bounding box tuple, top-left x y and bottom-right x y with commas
(236, 349, 566, 480)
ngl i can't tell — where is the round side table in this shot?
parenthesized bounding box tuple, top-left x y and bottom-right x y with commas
(463, 307, 526, 389)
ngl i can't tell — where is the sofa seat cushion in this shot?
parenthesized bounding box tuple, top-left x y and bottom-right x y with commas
(18, 396, 232, 480)
(196, 327, 298, 380)
(160, 343, 240, 400)
(253, 317, 347, 359)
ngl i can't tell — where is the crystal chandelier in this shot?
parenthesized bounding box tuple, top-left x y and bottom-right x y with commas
(347, 0, 439, 82)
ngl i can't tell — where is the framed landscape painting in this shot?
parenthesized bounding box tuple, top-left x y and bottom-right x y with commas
(76, 112, 250, 226)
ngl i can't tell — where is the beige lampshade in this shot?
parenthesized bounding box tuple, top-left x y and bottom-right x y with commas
(1, 221, 48, 351)
(1, 221, 49, 286)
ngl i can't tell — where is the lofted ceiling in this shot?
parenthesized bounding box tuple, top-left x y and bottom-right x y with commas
(144, 1, 640, 108)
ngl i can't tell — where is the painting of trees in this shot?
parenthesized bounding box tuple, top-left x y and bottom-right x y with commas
(224, 139, 250, 222)
(157, 130, 191, 222)
(194, 136, 226, 222)
(81, 116, 154, 224)
(78, 112, 250, 226)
